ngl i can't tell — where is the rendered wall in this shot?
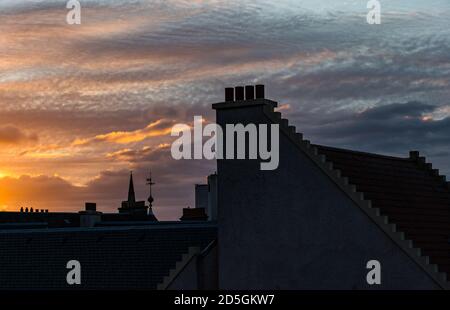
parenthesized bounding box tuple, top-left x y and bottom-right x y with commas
(215, 101, 439, 289)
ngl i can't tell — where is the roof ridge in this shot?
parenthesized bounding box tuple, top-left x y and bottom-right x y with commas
(261, 104, 449, 289)
(312, 144, 411, 162)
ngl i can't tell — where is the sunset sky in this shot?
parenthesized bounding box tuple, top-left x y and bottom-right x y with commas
(0, 0, 449, 220)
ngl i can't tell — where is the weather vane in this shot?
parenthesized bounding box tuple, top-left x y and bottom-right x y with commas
(146, 170, 155, 208)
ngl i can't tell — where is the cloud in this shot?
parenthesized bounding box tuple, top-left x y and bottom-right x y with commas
(0, 125, 38, 145)
(1, 1, 450, 219)
(72, 119, 175, 146)
(294, 101, 450, 175)
(106, 143, 171, 162)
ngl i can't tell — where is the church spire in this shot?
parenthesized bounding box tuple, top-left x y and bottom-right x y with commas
(128, 171, 136, 203)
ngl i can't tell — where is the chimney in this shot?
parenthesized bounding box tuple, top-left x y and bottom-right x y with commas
(180, 207, 208, 221)
(255, 84, 265, 99)
(79, 202, 102, 227)
(235, 86, 244, 101)
(245, 85, 255, 100)
(409, 151, 420, 160)
(85, 202, 97, 212)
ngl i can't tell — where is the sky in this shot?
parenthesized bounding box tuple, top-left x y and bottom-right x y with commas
(0, 0, 449, 220)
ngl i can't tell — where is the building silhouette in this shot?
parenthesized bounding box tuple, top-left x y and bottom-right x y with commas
(0, 85, 449, 289)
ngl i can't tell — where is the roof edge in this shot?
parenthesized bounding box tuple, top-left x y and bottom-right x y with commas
(312, 144, 411, 162)
(262, 104, 449, 290)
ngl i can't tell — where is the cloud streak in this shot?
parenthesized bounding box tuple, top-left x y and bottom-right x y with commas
(0, 1, 449, 219)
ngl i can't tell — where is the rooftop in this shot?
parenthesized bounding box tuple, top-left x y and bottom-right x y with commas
(314, 144, 450, 278)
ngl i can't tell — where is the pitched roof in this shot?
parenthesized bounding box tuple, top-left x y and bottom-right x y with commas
(0, 222, 216, 289)
(314, 144, 450, 278)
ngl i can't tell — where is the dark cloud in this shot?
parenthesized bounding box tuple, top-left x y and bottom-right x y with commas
(0, 125, 38, 145)
(292, 101, 450, 175)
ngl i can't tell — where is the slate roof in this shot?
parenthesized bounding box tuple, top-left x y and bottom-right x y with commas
(315, 144, 450, 278)
(0, 222, 216, 289)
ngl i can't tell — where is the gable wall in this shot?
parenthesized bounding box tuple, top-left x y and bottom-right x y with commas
(215, 103, 439, 289)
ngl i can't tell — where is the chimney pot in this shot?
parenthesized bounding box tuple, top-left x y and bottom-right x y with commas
(245, 85, 255, 100)
(235, 86, 244, 101)
(255, 84, 265, 99)
(225, 87, 234, 101)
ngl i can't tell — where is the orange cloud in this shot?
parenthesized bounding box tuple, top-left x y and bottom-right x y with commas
(106, 143, 171, 162)
(72, 119, 174, 146)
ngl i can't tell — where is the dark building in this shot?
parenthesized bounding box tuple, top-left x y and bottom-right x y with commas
(0, 85, 449, 289)
(0, 223, 216, 289)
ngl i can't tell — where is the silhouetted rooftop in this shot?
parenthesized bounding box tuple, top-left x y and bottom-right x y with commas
(315, 144, 450, 278)
(0, 222, 216, 289)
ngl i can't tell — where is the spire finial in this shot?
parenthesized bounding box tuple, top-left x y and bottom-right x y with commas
(128, 171, 136, 203)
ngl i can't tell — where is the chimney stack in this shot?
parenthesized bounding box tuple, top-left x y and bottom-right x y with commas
(80, 202, 101, 227)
